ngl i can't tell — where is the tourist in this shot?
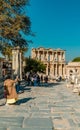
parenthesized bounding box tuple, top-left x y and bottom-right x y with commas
(41, 75, 43, 82)
(15, 75, 24, 94)
(37, 74, 40, 86)
(44, 75, 48, 83)
(33, 74, 37, 86)
(4, 75, 18, 105)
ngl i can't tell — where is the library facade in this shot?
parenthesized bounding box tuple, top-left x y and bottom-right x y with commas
(31, 47, 66, 79)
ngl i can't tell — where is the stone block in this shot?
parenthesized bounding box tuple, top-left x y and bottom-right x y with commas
(0, 117, 24, 127)
(23, 118, 53, 129)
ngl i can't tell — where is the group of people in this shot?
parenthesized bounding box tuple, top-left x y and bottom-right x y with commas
(25, 72, 48, 86)
(4, 75, 23, 106)
(27, 73, 40, 86)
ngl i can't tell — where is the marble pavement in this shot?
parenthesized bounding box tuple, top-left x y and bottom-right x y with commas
(0, 81, 80, 130)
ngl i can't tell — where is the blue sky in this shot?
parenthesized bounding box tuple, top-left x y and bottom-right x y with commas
(25, 0, 80, 62)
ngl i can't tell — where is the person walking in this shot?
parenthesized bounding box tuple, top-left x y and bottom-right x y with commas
(15, 76, 24, 94)
(4, 75, 18, 105)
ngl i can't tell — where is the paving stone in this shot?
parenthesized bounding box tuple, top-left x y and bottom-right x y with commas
(68, 119, 76, 127)
(0, 128, 7, 130)
(23, 118, 53, 128)
(61, 113, 74, 119)
(0, 117, 24, 127)
(53, 118, 70, 129)
(31, 112, 50, 118)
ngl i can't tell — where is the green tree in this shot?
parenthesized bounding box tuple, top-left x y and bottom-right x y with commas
(0, 0, 32, 57)
(72, 57, 80, 62)
(1, 44, 12, 60)
(24, 57, 46, 73)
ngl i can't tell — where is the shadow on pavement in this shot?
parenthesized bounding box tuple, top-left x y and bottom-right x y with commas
(39, 82, 63, 87)
(23, 87, 31, 92)
(16, 97, 35, 105)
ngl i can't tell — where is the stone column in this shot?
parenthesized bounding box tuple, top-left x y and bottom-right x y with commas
(46, 52, 48, 61)
(12, 46, 22, 79)
(16, 49, 19, 75)
(53, 64, 54, 77)
(60, 52, 62, 61)
(59, 64, 62, 76)
(54, 52, 57, 61)
(54, 64, 56, 77)
(43, 50, 44, 61)
(63, 64, 66, 76)
(55, 64, 57, 77)
(37, 51, 39, 60)
(61, 64, 63, 76)
(50, 51, 53, 61)
(52, 52, 54, 61)
(62, 52, 65, 61)
(46, 63, 48, 75)
(56, 52, 58, 61)
(12, 50, 16, 74)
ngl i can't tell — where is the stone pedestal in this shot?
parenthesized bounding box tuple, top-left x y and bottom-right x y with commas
(73, 84, 79, 93)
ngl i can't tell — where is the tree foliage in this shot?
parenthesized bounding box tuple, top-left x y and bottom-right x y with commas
(24, 58, 46, 73)
(72, 57, 80, 62)
(0, 0, 32, 56)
